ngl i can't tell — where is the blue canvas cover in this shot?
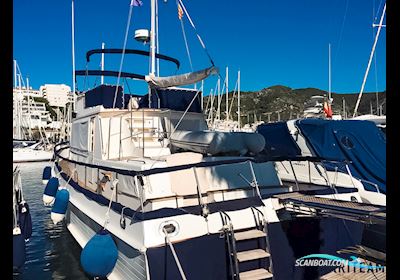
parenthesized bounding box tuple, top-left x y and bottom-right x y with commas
(138, 88, 202, 113)
(256, 122, 301, 158)
(85, 85, 131, 109)
(296, 119, 386, 193)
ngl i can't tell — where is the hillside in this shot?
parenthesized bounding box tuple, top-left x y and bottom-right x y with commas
(203, 85, 386, 123)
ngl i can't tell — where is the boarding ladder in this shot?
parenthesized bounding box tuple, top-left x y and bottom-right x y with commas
(220, 207, 273, 280)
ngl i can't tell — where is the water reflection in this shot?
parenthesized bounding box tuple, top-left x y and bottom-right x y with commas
(13, 162, 89, 280)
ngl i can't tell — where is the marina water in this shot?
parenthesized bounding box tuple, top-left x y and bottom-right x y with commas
(13, 162, 89, 280)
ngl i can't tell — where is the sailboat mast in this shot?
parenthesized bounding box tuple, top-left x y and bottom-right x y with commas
(14, 60, 17, 88)
(238, 70, 241, 129)
(353, 3, 386, 117)
(27, 77, 33, 139)
(201, 80, 204, 111)
(226, 66, 229, 121)
(18, 74, 22, 139)
(328, 43, 331, 101)
(342, 98, 346, 119)
(27, 77, 30, 114)
(217, 78, 221, 120)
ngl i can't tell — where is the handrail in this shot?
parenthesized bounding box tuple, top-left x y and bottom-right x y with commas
(357, 178, 381, 193)
(250, 206, 267, 228)
(250, 206, 273, 274)
(219, 211, 239, 280)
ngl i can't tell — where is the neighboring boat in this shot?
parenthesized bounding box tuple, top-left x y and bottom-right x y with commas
(352, 114, 386, 133)
(256, 119, 386, 206)
(13, 141, 54, 163)
(13, 139, 37, 148)
(303, 95, 325, 118)
(46, 1, 385, 280)
(13, 166, 32, 270)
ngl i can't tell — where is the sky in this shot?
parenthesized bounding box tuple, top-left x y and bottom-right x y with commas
(13, 0, 386, 95)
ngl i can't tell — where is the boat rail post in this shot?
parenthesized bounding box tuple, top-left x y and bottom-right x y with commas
(134, 175, 145, 213)
(248, 160, 262, 199)
(321, 162, 339, 196)
(107, 118, 112, 159)
(142, 108, 145, 157)
(192, 167, 208, 218)
(119, 115, 123, 160)
(288, 160, 300, 191)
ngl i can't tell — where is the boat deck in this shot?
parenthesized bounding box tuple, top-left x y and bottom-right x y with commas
(273, 192, 386, 224)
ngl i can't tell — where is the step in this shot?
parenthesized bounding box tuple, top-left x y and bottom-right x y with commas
(237, 249, 270, 262)
(235, 229, 266, 241)
(239, 268, 273, 280)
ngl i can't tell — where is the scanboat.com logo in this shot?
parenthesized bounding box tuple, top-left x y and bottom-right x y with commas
(295, 254, 385, 272)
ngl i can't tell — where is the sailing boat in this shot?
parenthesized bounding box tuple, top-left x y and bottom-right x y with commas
(257, 4, 387, 207)
(13, 60, 54, 163)
(49, 1, 384, 279)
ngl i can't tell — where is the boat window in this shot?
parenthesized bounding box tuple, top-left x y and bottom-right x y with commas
(71, 121, 89, 153)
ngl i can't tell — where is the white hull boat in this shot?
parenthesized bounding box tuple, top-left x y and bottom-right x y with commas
(47, 1, 385, 279)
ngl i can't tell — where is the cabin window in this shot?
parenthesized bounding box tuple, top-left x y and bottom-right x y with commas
(71, 121, 89, 153)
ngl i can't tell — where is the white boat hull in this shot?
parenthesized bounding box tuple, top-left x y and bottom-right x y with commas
(13, 149, 53, 163)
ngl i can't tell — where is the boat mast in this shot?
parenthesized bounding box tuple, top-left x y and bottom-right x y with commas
(13, 60, 17, 139)
(226, 66, 229, 121)
(69, 0, 76, 142)
(14, 60, 17, 88)
(71, 0, 76, 112)
(151, 0, 156, 76)
(342, 98, 346, 119)
(101, 42, 105, 85)
(328, 43, 331, 102)
(201, 80, 204, 111)
(353, 3, 386, 117)
(238, 70, 241, 129)
(148, 0, 157, 108)
(17, 74, 22, 140)
(27, 77, 33, 139)
(217, 78, 220, 120)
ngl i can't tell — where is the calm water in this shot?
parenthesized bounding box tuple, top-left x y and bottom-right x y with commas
(13, 162, 90, 280)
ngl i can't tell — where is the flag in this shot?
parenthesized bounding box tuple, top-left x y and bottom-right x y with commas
(131, 0, 143, 7)
(178, 4, 184, 19)
(323, 101, 333, 118)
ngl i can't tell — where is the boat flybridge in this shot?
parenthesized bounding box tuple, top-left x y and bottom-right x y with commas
(49, 1, 385, 279)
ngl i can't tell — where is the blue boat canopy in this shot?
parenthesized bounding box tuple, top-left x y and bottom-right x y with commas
(256, 122, 301, 158)
(84, 85, 202, 113)
(84, 85, 133, 109)
(138, 88, 202, 113)
(296, 118, 386, 193)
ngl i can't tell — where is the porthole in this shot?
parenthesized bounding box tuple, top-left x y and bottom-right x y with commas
(159, 220, 179, 237)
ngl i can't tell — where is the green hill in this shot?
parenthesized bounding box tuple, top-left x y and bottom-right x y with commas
(204, 85, 386, 123)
